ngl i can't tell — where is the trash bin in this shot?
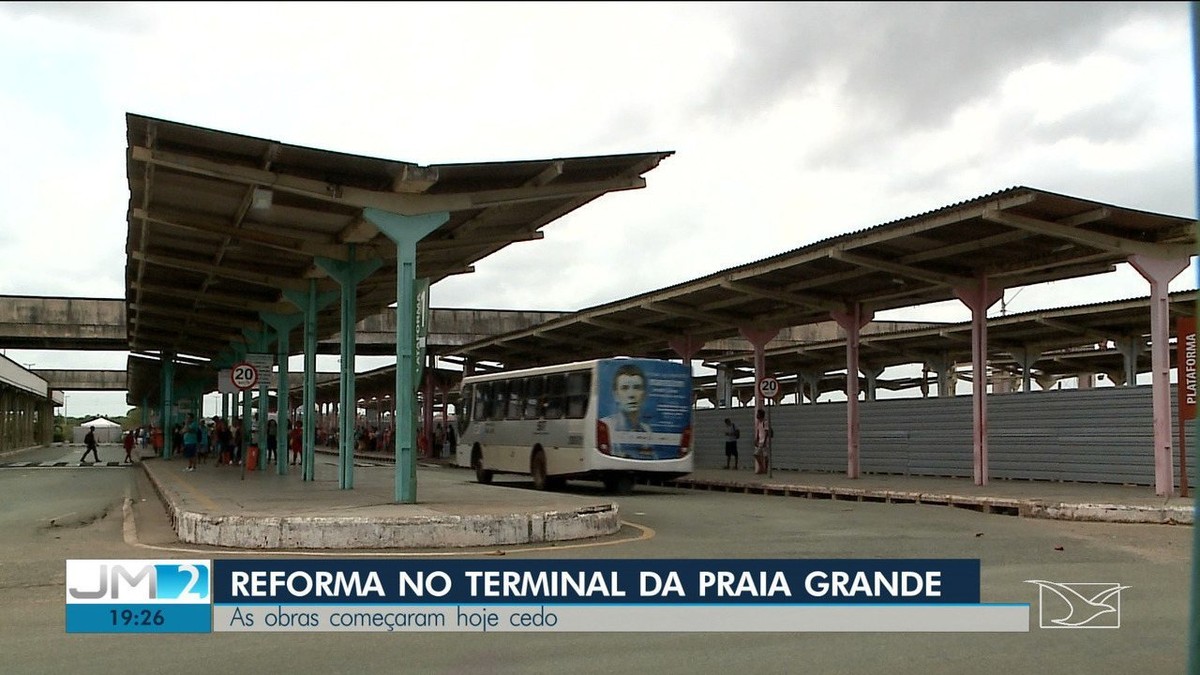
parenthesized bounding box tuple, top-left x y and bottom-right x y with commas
(247, 444, 259, 471)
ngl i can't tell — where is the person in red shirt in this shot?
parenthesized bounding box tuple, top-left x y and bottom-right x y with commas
(289, 420, 303, 466)
(123, 429, 136, 463)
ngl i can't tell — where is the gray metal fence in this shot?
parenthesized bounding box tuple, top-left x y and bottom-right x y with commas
(694, 385, 1197, 487)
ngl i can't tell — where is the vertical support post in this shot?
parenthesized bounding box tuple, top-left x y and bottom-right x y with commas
(317, 246, 383, 490)
(668, 335, 706, 364)
(161, 353, 175, 460)
(1114, 335, 1144, 387)
(242, 328, 274, 473)
(262, 311, 304, 476)
(423, 363, 435, 459)
(284, 282, 337, 482)
(1010, 347, 1041, 393)
(739, 327, 780, 412)
(954, 276, 1004, 486)
(1129, 254, 1189, 496)
(831, 304, 874, 478)
(715, 365, 734, 408)
(799, 371, 823, 405)
(862, 364, 885, 402)
(1187, 17, 1199, 669)
(364, 208, 447, 504)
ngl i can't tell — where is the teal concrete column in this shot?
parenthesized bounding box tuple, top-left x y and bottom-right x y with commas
(365, 208, 448, 504)
(240, 385, 252, 478)
(283, 281, 338, 482)
(161, 353, 175, 460)
(242, 328, 274, 472)
(317, 245, 382, 490)
(262, 311, 303, 476)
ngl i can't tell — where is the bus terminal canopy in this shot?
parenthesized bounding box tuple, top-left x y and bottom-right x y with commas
(124, 113, 673, 402)
(453, 186, 1196, 368)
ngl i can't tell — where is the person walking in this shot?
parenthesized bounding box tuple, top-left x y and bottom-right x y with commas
(122, 429, 135, 463)
(80, 426, 100, 463)
(723, 418, 740, 469)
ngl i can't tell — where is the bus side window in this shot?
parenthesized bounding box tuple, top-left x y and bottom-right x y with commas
(523, 376, 544, 419)
(544, 374, 566, 420)
(506, 378, 524, 420)
(489, 381, 508, 421)
(566, 372, 591, 419)
(472, 383, 490, 422)
(460, 385, 474, 428)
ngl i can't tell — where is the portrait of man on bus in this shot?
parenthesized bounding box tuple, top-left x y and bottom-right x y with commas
(599, 364, 653, 457)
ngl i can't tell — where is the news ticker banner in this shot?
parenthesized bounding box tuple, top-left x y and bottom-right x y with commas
(65, 558, 1029, 633)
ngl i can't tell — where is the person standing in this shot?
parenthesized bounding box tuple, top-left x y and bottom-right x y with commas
(266, 418, 278, 466)
(723, 418, 740, 470)
(753, 408, 772, 475)
(289, 420, 303, 466)
(182, 413, 199, 472)
(80, 426, 100, 463)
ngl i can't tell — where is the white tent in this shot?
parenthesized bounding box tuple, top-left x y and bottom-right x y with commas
(73, 417, 123, 444)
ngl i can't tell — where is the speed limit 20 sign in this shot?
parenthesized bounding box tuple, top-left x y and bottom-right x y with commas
(757, 376, 781, 400)
(230, 362, 259, 391)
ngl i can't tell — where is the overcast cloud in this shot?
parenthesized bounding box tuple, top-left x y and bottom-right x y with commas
(0, 2, 1194, 415)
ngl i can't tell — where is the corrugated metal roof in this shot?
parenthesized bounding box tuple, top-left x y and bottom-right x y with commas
(455, 186, 1195, 369)
(124, 113, 672, 402)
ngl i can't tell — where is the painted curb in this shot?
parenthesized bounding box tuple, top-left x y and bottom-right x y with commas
(141, 463, 621, 549)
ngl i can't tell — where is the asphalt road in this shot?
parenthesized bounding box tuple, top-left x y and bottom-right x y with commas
(0, 445, 1192, 674)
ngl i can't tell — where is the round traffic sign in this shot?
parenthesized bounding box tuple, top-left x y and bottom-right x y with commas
(231, 362, 259, 390)
(757, 376, 781, 400)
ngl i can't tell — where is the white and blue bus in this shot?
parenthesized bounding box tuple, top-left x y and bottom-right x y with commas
(455, 357, 694, 494)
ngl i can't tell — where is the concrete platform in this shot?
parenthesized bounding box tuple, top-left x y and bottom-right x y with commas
(138, 449, 1195, 552)
(139, 457, 620, 550)
(656, 467, 1196, 525)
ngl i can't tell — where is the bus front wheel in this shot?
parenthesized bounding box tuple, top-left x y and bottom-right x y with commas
(530, 450, 549, 491)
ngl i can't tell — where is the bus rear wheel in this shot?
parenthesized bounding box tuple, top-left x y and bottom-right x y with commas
(472, 447, 493, 484)
(530, 450, 549, 491)
(603, 474, 635, 495)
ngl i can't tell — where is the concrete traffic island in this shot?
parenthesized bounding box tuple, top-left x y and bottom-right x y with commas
(140, 458, 621, 549)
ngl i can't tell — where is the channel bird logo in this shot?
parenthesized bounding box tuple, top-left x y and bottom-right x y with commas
(1024, 580, 1129, 628)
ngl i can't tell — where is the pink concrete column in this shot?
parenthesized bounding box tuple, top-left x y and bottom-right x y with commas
(668, 335, 706, 364)
(954, 277, 1003, 486)
(1129, 254, 1189, 496)
(831, 303, 874, 478)
(738, 327, 780, 412)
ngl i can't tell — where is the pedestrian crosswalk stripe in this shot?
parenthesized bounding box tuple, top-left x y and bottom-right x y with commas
(0, 461, 133, 469)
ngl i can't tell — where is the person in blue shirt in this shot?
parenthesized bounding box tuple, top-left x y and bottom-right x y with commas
(182, 413, 200, 472)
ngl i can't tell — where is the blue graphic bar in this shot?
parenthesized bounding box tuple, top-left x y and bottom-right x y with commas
(213, 559, 981, 605)
(65, 604, 212, 633)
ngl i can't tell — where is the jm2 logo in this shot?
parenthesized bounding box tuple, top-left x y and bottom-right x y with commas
(1025, 580, 1129, 628)
(66, 560, 210, 603)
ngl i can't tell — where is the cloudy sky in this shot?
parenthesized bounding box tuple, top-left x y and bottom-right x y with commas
(0, 2, 1194, 416)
